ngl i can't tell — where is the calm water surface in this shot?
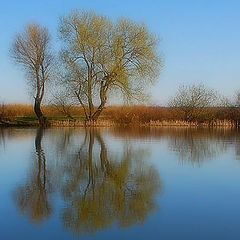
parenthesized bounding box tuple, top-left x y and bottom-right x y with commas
(1, 127, 240, 240)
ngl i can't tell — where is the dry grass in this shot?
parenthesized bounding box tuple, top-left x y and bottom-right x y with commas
(2, 104, 177, 120)
(50, 119, 115, 127)
(1, 104, 84, 119)
(1, 104, 240, 127)
(104, 105, 178, 124)
(2, 104, 33, 118)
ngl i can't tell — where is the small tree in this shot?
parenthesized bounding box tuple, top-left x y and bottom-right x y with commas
(0, 102, 6, 123)
(169, 84, 217, 122)
(11, 24, 53, 126)
(58, 11, 161, 122)
(221, 91, 240, 127)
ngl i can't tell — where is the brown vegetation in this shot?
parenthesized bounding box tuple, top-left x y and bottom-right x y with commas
(1, 104, 240, 127)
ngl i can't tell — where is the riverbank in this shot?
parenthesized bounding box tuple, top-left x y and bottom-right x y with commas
(0, 119, 238, 128)
(1, 104, 240, 128)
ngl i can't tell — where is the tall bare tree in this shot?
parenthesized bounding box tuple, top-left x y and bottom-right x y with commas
(59, 11, 161, 122)
(11, 24, 53, 126)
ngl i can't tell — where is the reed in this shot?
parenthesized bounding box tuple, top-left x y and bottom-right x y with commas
(1, 104, 240, 128)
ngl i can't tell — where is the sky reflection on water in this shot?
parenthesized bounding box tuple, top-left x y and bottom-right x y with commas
(1, 127, 240, 240)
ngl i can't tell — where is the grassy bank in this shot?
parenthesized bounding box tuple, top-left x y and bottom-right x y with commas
(0, 104, 240, 128)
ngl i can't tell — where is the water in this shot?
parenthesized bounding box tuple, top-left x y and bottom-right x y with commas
(1, 127, 240, 240)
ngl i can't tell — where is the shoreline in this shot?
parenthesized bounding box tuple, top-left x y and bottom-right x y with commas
(0, 119, 238, 128)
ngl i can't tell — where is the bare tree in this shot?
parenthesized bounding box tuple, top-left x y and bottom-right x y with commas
(11, 24, 53, 126)
(221, 91, 240, 127)
(0, 102, 6, 123)
(168, 84, 217, 122)
(58, 11, 161, 122)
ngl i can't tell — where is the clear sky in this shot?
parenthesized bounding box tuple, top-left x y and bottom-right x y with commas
(0, 0, 239, 105)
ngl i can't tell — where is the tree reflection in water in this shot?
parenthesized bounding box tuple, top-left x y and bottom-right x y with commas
(13, 128, 161, 234)
(59, 129, 161, 234)
(0, 128, 5, 151)
(11, 127, 240, 235)
(168, 129, 229, 165)
(111, 127, 236, 166)
(14, 128, 52, 222)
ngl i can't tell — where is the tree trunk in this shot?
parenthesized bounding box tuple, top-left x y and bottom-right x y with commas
(91, 106, 105, 121)
(34, 99, 47, 127)
(91, 87, 107, 121)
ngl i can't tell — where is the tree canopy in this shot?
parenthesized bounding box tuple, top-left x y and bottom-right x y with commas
(59, 11, 161, 121)
(11, 24, 53, 126)
(169, 84, 217, 122)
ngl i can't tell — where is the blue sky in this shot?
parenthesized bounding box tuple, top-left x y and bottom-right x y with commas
(0, 0, 240, 105)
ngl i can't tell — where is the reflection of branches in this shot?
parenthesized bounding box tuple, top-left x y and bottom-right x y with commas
(228, 129, 240, 160)
(112, 127, 240, 163)
(58, 129, 160, 234)
(10, 126, 240, 237)
(14, 128, 52, 222)
(168, 129, 228, 165)
(0, 128, 5, 150)
(54, 128, 75, 154)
